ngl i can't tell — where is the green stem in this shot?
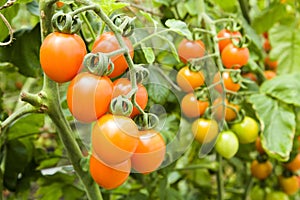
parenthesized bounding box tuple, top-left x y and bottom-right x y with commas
(216, 154, 224, 200)
(238, 0, 250, 24)
(81, 12, 96, 41)
(243, 176, 253, 200)
(69, 5, 98, 17)
(174, 162, 219, 171)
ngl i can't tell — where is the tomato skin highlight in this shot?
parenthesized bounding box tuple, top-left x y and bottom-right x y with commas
(40, 32, 87, 83)
(250, 159, 273, 180)
(192, 118, 219, 143)
(178, 39, 206, 63)
(89, 154, 130, 190)
(215, 130, 239, 159)
(181, 93, 209, 118)
(92, 32, 134, 78)
(131, 130, 166, 174)
(67, 72, 113, 123)
(221, 44, 249, 69)
(217, 29, 242, 52)
(213, 72, 241, 93)
(92, 114, 139, 164)
(176, 66, 205, 92)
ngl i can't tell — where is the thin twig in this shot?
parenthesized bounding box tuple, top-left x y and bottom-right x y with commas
(0, 0, 16, 10)
(0, 13, 14, 46)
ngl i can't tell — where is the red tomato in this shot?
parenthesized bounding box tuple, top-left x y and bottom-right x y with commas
(92, 32, 134, 78)
(177, 39, 206, 63)
(40, 32, 86, 83)
(112, 78, 148, 118)
(221, 44, 250, 69)
(176, 66, 205, 92)
(263, 39, 271, 52)
(242, 72, 257, 82)
(264, 56, 278, 70)
(92, 114, 139, 164)
(131, 130, 166, 174)
(217, 29, 242, 52)
(181, 93, 209, 118)
(213, 71, 241, 93)
(67, 72, 113, 123)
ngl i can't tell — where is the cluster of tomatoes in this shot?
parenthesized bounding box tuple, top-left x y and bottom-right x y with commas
(39, 27, 166, 189)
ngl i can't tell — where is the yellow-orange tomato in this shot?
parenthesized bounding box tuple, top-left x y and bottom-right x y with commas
(264, 70, 276, 80)
(284, 153, 300, 172)
(212, 98, 240, 122)
(242, 72, 257, 82)
(264, 56, 278, 70)
(279, 175, 299, 195)
(131, 130, 166, 174)
(255, 137, 265, 154)
(250, 160, 273, 180)
(177, 38, 206, 63)
(92, 114, 139, 164)
(176, 66, 205, 92)
(89, 154, 130, 190)
(263, 39, 271, 52)
(221, 44, 249, 69)
(181, 93, 209, 118)
(213, 72, 241, 93)
(192, 118, 219, 143)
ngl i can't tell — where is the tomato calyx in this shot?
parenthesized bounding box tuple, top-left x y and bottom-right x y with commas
(111, 14, 135, 37)
(110, 96, 133, 117)
(256, 154, 269, 163)
(83, 52, 114, 76)
(134, 113, 159, 131)
(51, 12, 82, 34)
(127, 65, 150, 84)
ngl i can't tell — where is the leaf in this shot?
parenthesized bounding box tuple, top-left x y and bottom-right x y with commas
(139, 11, 159, 30)
(0, 3, 19, 42)
(0, 24, 42, 77)
(96, 0, 128, 15)
(26, 0, 40, 16)
(185, 0, 202, 16)
(165, 19, 192, 40)
(269, 20, 300, 74)
(260, 73, 300, 106)
(211, 0, 237, 12)
(141, 44, 155, 64)
(156, 50, 179, 67)
(249, 94, 295, 161)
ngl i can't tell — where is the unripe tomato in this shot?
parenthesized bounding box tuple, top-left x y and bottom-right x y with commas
(231, 116, 259, 144)
(217, 29, 242, 52)
(40, 32, 86, 83)
(284, 153, 300, 172)
(221, 44, 249, 69)
(264, 70, 276, 80)
(279, 175, 299, 195)
(92, 32, 134, 78)
(213, 71, 241, 93)
(112, 78, 148, 118)
(255, 137, 265, 154)
(176, 66, 205, 92)
(131, 130, 166, 174)
(250, 185, 266, 200)
(215, 131, 239, 159)
(92, 114, 139, 164)
(192, 118, 219, 143)
(250, 159, 273, 180)
(67, 72, 113, 123)
(212, 98, 240, 122)
(89, 154, 130, 190)
(177, 39, 205, 63)
(266, 191, 289, 200)
(181, 93, 209, 118)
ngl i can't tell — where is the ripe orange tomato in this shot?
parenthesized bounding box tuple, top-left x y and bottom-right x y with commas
(89, 154, 130, 190)
(264, 70, 276, 80)
(263, 39, 271, 52)
(284, 153, 300, 172)
(92, 114, 139, 164)
(221, 44, 249, 69)
(67, 72, 113, 123)
(279, 175, 299, 195)
(112, 78, 148, 118)
(191, 118, 219, 143)
(92, 32, 134, 78)
(213, 71, 241, 93)
(212, 98, 240, 122)
(264, 56, 278, 70)
(181, 93, 209, 118)
(217, 29, 242, 52)
(131, 130, 166, 174)
(176, 66, 205, 92)
(250, 159, 273, 180)
(177, 38, 206, 63)
(255, 137, 265, 154)
(242, 72, 257, 82)
(40, 32, 86, 83)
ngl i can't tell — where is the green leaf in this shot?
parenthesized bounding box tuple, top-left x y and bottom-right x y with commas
(156, 50, 179, 67)
(185, 0, 202, 16)
(26, 0, 40, 16)
(269, 20, 300, 74)
(0, 2, 19, 42)
(165, 19, 192, 40)
(139, 11, 159, 30)
(141, 44, 155, 64)
(211, 0, 237, 12)
(96, 0, 128, 15)
(251, 3, 286, 34)
(0, 24, 42, 77)
(249, 94, 295, 161)
(260, 73, 300, 106)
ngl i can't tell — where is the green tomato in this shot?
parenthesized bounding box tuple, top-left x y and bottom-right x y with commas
(215, 130, 239, 159)
(231, 116, 259, 144)
(250, 185, 265, 200)
(266, 191, 289, 200)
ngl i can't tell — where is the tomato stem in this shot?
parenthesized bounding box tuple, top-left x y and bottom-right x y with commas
(216, 153, 224, 200)
(69, 5, 98, 17)
(243, 176, 254, 200)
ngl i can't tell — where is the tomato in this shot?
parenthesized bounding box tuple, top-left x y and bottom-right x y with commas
(40, 32, 86, 83)
(250, 185, 266, 200)
(92, 32, 134, 78)
(242, 72, 257, 82)
(217, 29, 242, 52)
(266, 191, 289, 200)
(284, 153, 300, 172)
(89, 154, 130, 190)
(213, 72, 241, 93)
(255, 137, 265, 154)
(56, 1, 64, 8)
(221, 44, 250, 69)
(215, 130, 239, 159)
(264, 56, 278, 70)
(191, 118, 219, 143)
(263, 39, 271, 52)
(131, 130, 166, 174)
(231, 116, 259, 144)
(212, 98, 240, 122)
(279, 175, 299, 195)
(112, 78, 148, 118)
(177, 39, 205, 63)
(67, 72, 113, 123)
(250, 159, 273, 180)
(176, 66, 205, 92)
(181, 93, 209, 118)
(264, 70, 276, 80)
(92, 114, 139, 164)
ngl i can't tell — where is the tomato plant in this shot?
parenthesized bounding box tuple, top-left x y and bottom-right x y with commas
(213, 98, 240, 122)
(176, 66, 205, 92)
(217, 29, 242, 52)
(181, 93, 209, 118)
(215, 130, 239, 159)
(177, 38, 206, 63)
(213, 71, 241, 93)
(221, 44, 250, 69)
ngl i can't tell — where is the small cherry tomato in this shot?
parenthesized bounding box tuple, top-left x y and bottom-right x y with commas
(176, 66, 205, 92)
(40, 32, 86, 83)
(89, 154, 130, 190)
(263, 39, 271, 52)
(215, 130, 239, 159)
(264, 70, 276, 80)
(131, 130, 166, 174)
(284, 153, 300, 172)
(250, 185, 266, 200)
(255, 137, 265, 154)
(217, 29, 242, 52)
(279, 175, 299, 195)
(67, 72, 113, 123)
(213, 71, 241, 93)
(56, 1, 64, 8)
(242, 72, 257, 82)
(178, 39, 206, 63)
(191, 118, 219, 143)
(92, 32, 134, 78)
(250, 159, 273, 180)
(181, 93, 209, 118)
(92, 114, 139, 164)
(264, 56, 278, 70)
(266, 191, 289, 200)
(212, 98, 240, 122)
(221, 44, 250, 69)
(231, 116, 259, 144)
